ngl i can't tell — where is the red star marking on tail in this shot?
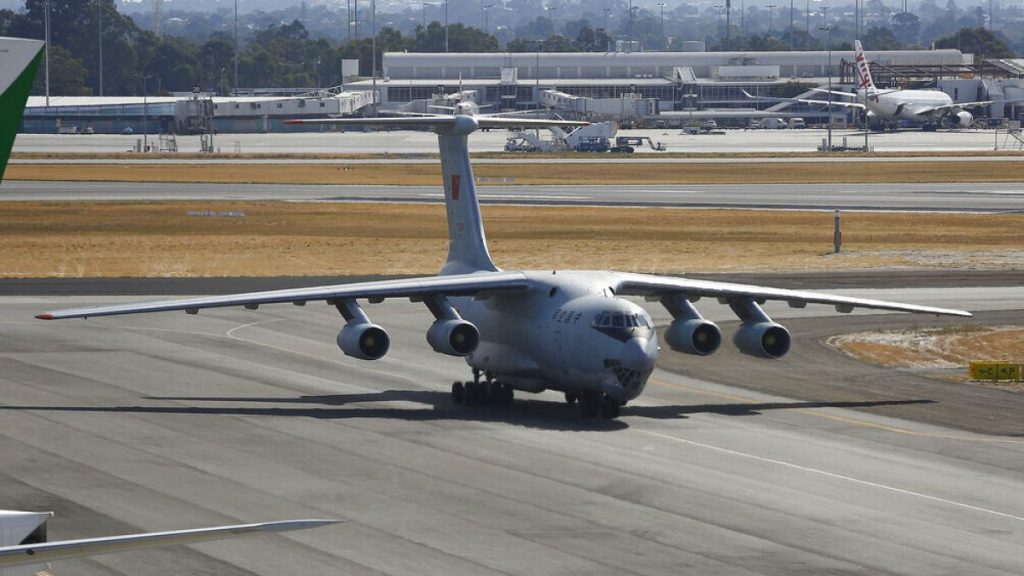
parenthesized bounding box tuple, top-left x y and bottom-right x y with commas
(451, 175, 461, 201)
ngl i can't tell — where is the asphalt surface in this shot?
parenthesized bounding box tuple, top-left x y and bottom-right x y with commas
(12, 128, 1019, 154)
(2, 277, 1023, 575)
(4, 180, 1024, 212)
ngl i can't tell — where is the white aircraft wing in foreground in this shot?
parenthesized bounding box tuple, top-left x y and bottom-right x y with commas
(0, 514, 338, 570)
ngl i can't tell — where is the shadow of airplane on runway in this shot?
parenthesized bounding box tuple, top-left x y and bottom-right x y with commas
(0, 390, 937, 431)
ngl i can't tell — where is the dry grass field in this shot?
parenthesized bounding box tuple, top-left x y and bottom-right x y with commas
(830, 327, 1024, 390)
(7, 159, 1024, 185)
(2, 201, 1022, 278)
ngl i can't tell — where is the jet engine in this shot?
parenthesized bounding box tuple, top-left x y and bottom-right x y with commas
(426, 318, 479, 357)
(733, 322, 791, 359)
(337, 322, 390, 360)
(950, 111, 973, 127)
(665, 318, 722, 356)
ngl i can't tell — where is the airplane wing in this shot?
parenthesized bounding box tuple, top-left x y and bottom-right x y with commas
(612, 272, 971, 317)
(0, 519, 339, 568)
(36, 272, 531, 320)
(809, 87, 859, 98)
(791, 97, 866, 109)
(740, 90, 865, 109)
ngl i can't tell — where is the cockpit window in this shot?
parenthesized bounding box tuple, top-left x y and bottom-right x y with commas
(612, 314, 624, 328)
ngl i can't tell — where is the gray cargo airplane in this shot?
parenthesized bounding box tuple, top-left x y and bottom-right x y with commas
(37, 110, 970, 419)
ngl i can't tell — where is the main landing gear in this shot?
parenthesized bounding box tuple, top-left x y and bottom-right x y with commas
(452, 369, 513, 407)
(565, 390, 621, 419)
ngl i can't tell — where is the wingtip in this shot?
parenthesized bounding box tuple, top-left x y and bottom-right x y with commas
(260, 519, 344, 532)
(35, 313, 54, 320)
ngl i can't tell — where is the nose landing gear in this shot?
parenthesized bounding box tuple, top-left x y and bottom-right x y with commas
(570, 390, 621, 419)
(451, 369, 513, 407)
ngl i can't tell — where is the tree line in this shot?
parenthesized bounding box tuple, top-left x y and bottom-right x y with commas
(0, 0, 1014, 97)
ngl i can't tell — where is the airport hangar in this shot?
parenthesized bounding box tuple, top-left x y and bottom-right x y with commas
(19, 47, 1024, 134)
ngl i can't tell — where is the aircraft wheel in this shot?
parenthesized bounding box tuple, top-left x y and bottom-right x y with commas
(601, 396, 621, 419)
(451, 381, 465, 405)
(464, 381, 481, 406)
(579, 391, 600, 418)
(498, 382, 514, 406)
(564, 391, 578, 405)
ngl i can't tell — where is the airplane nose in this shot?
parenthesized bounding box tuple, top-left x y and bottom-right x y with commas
(621, 337, 656, 372)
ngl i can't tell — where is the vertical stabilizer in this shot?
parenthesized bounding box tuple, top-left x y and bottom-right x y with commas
(437, 117, 499, 275)
(853, 40, 877, 95)
(0, 37, 44, 183)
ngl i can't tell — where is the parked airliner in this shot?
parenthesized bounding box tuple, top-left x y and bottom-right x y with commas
(36, 109, 970, 419)
(747, 40, 1011, 130)
(0, 509, 336, 575)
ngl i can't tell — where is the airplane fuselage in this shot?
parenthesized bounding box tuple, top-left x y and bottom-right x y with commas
(456, 270, 658, 402)
(860, 89, 956, 123)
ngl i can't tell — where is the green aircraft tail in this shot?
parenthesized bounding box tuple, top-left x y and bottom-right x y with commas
(0, 38, 45, 183)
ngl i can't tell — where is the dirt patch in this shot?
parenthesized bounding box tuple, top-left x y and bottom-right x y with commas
(828, 326, 1024, 391)
(2, 202, 1022, 278)
(6, 160, 1024, 185)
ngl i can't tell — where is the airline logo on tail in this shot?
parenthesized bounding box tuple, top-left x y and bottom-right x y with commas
(854, 40, 878, 101)
(1, 37, 45, 183)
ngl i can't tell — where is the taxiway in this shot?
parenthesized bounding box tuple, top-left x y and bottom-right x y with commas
(2, 281, 1022, 576)
(3, 180, 1023, 212)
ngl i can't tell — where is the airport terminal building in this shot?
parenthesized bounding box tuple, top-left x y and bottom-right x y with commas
(20, 47, 1024, 133)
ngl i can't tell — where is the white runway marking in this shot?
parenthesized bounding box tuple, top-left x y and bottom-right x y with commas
(637, 428, 1024, 523)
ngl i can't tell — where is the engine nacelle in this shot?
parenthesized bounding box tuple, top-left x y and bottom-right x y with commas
(426, 318, 479, 357)
(665, 318, 722, 356)
(950, 111, 973, 127)
(337, 322, 390, 360)
(733, 322, 791, 359)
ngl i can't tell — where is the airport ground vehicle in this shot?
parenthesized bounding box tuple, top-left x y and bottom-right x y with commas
(609, 136, 667, 153)
(789, 117, 806, 129)
(763, 118, 787, 129)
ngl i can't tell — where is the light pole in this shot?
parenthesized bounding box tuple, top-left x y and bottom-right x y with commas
(789, 0, 794, 50)
(658, 2, 665, 48)
(136, 74, 150, 152)
(602, 7, 611, 51)
(820, 24, 834, 150)
(444, 0, 449, 52)
(767, 3, 776, 35)
(44, 0, 50, 106)
(725, 0, 731, 48)
(483, 3, 492, 32)
(371, 0, 377, 115)
(714, 5, 724, 48)
(233, 0, 238, 96)
(97, 0, 104, 96)
(628, 0, 634, 46)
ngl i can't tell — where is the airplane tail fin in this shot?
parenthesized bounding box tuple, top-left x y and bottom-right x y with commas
(0, 37, 45, 183)
(285, 115, 586, 275)
(854, 40, 877, 95)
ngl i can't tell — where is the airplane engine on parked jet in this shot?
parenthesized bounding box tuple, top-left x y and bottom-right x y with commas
(665, 318, 722, 356)
(337, 322, 391, 360)
(950, 111, 973, 127)
(733, 322, 791, 359)
(426, 319, 479, 357)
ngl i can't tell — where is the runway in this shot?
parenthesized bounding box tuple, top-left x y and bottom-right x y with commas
(2, 282, 1023, 575)
(4, 180, 1024, 211)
